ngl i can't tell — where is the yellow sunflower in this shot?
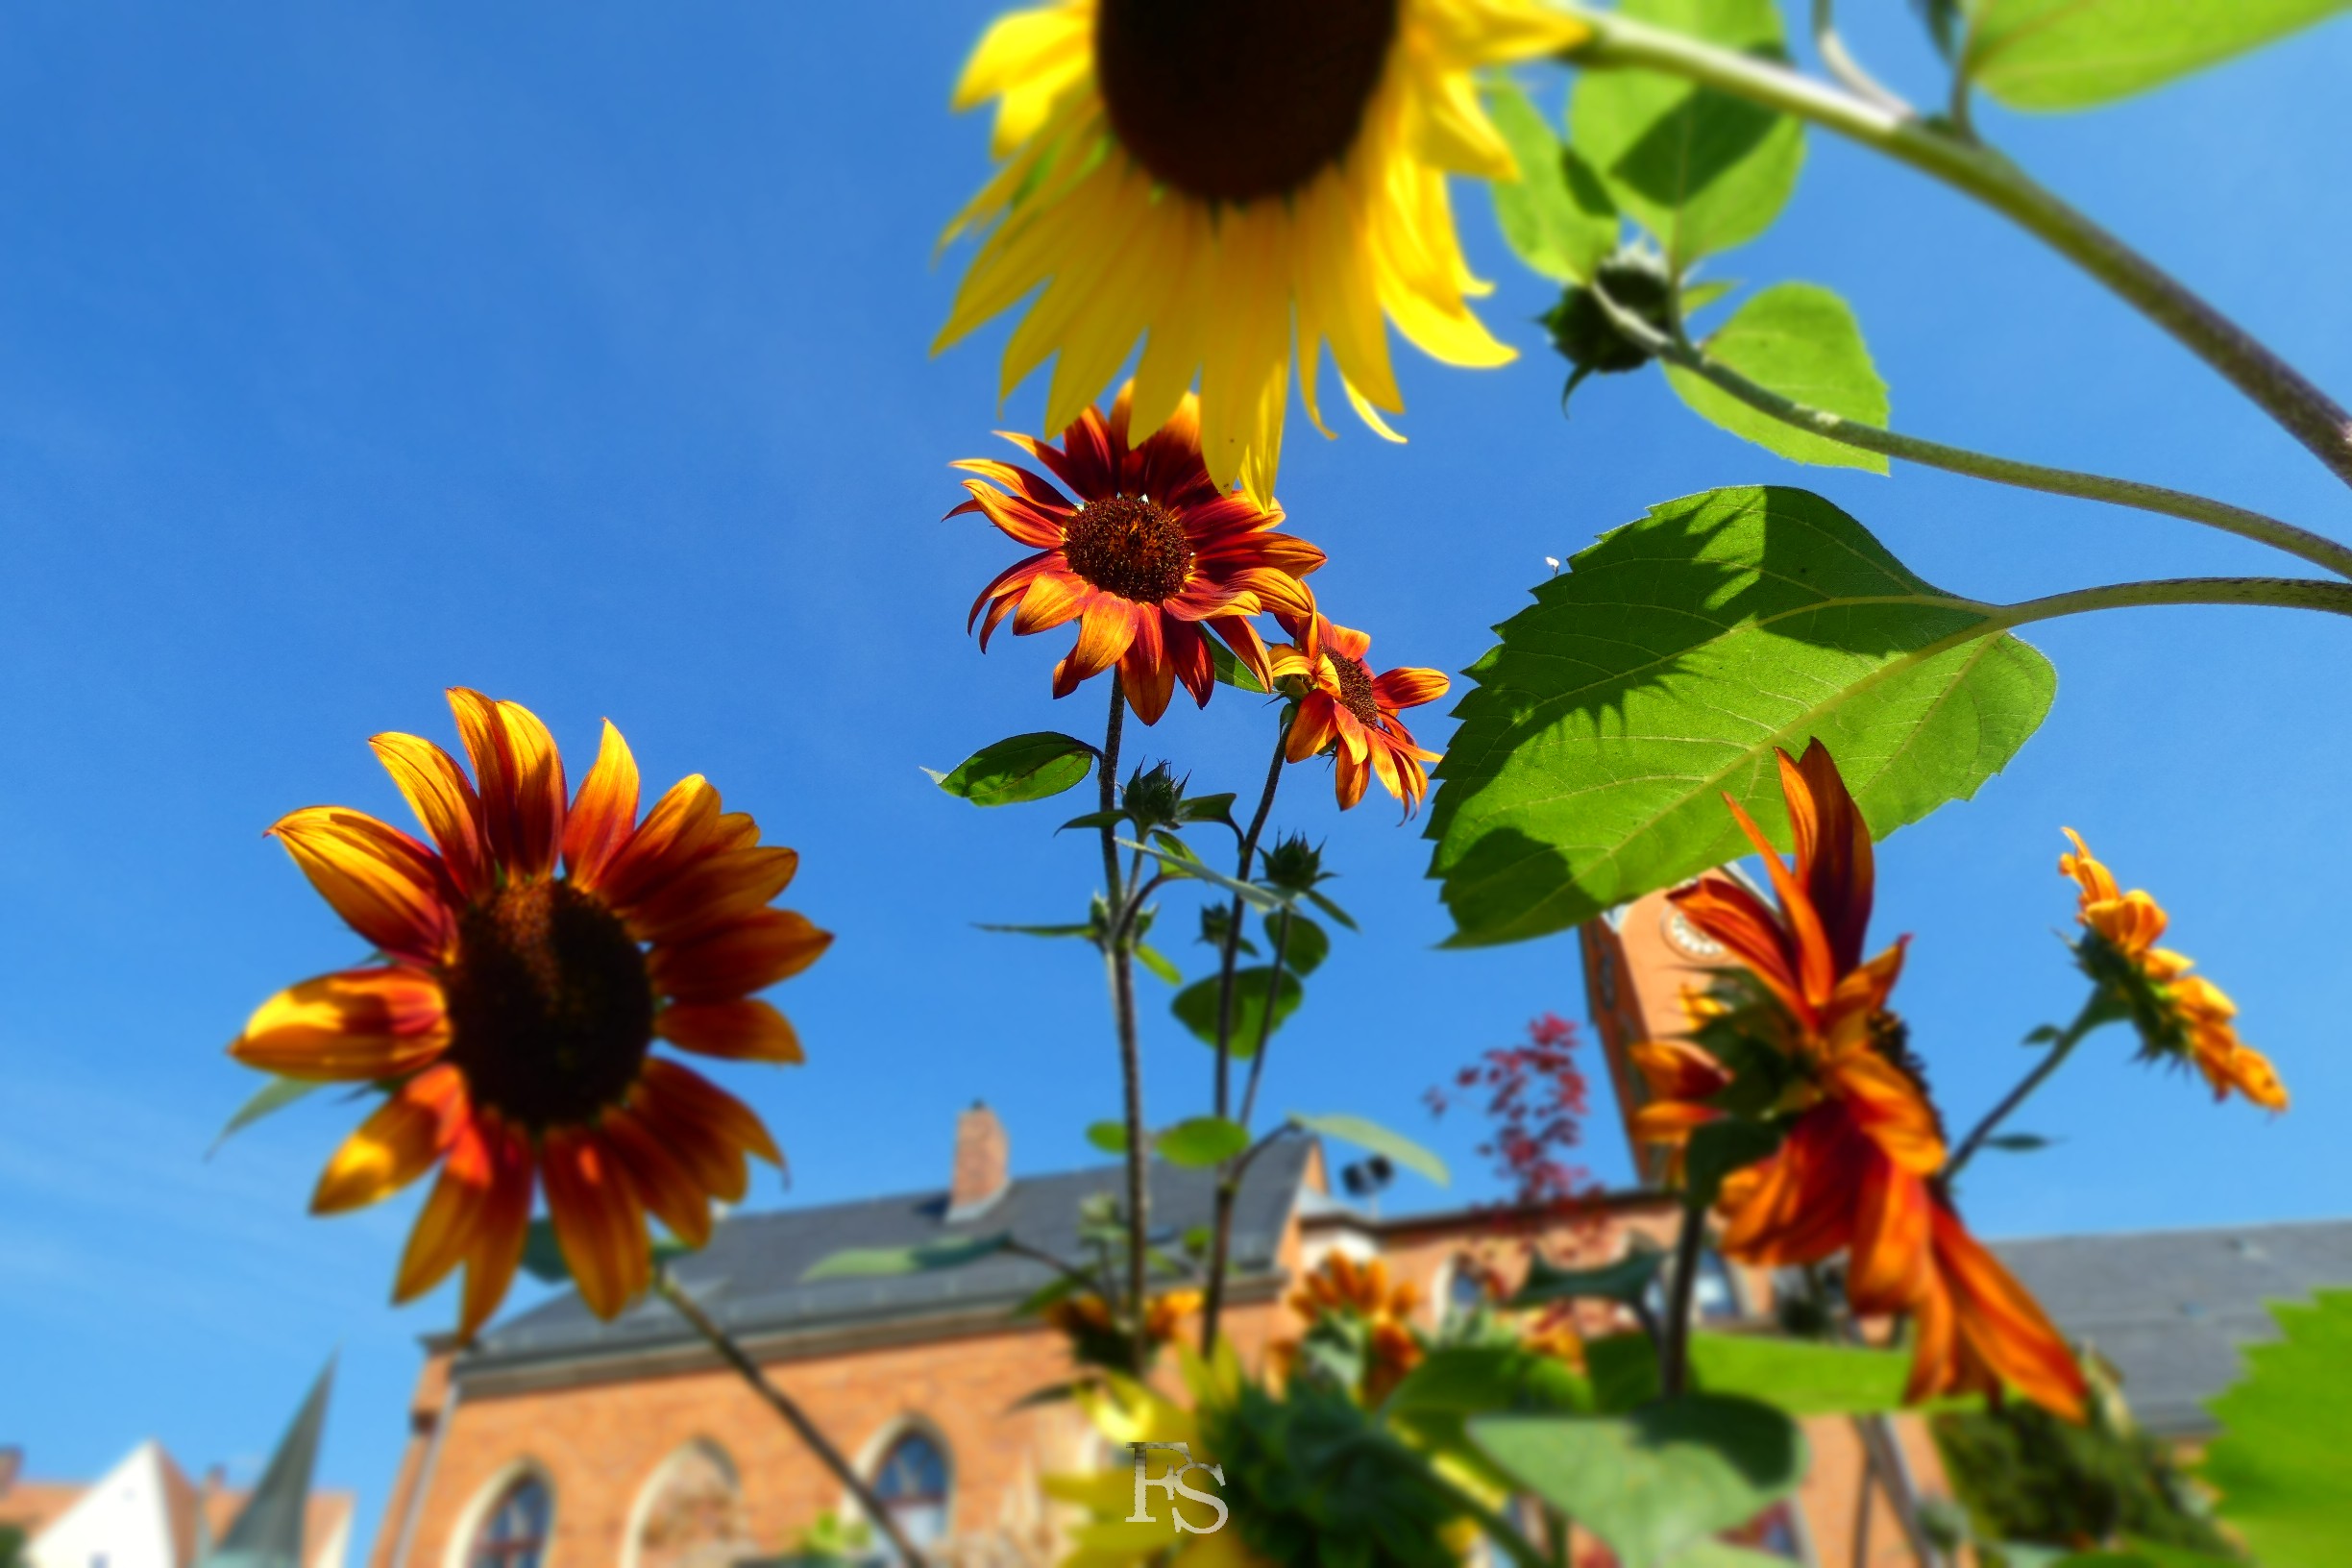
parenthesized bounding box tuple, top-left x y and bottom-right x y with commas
(231, 690, 829, 1338)
(939, 0, 1591, 503)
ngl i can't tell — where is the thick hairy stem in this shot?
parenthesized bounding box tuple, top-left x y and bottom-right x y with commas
(1944, 988, 2113, 1185)
(1658, 1204, 1707, 1398)
(657, 1274, 926, 1565)
(1562, 8, 2352, 491)
(1092, 677, 1150, 1377)
(1202, 895, 1297, 1354)
(1599, 289, 2352, 580)
(1234, 909, 1293, 1134)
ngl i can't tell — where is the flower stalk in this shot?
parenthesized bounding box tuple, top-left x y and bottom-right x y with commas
(1944, 988, 2119, 1185)
(1559, 5, 2352, 491)
(1094, 676, 1152, 1378)
(1657, 1201, 1708, 1399)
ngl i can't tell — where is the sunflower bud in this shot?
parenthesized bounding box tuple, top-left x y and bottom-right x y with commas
(1120, 762, 1187, 834)
(1260, 834, 1328, 896)
(1542, 247, 1677, 405)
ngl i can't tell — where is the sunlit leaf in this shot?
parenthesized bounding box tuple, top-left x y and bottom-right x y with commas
(1570, 0, 1804, 268)
(1426, 486, 2055, 945)
(1086, 1120, 1130, 1155)
(1472, 1397, 1805, 1568)
(210, 1074, 328, 1155)
(1510, 1246, 1666, 1308)
(1686, 1333, 1927, 1415)
(1288, 1112, 1450, 1187)
(1965, 0, 2351, 110)
(1662, 282, 1891, 472)
(928, 732, 1095, 806)
(1268, 911, 1331, 977)
(2200, 1288, 2352, 1564)
(1208, 639, 1271, 695)
(1156, 1115, 1251, 1167)
(1487, 78, 1618, 283)
(1135, 943, 1182, 985)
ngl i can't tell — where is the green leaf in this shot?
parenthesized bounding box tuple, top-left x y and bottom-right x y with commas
(1426, 485, 2056, 945)
(1179, 793, 1238, 826)
(1486, 78, 1617, 284)
(210, 1074, 329, 1154)
(1569, 0, 1805, 267)
(1156, 1115, 1251, 1167)
(1985, 1132, 2053, 1152)
(1134, 943, 1183, 986)
(1387, 1344, 1595, 1484)
(800, 1234, 1011, 1280)
(1085, 1120, 1129, 1155)
(1586, 1331, 1663, 1412)
(929, 732, 1095, 806)
(2200, 1287, 2352, 1564)
(2043, 1549, 2244, 1568)
(1662, 282, 1890, 473)
(1684, 1119, 1785, 1210)
(1208, 638, 1270, 695)
(1288, 1111, 1450, 1187)
(1270, 911, 1331, 977)
(1471, 1397, 1806, 1568)
(1305, 888, 1359, 931)
(975, 920, 1093, 938)
(1171, 967, 1303, 1056)
(1510, 1247, 1666, 1308)
(1664, 1547, 1797, 1568)
(1685, 1333, 1920, 1414)
(1964, 0, 2351, 110)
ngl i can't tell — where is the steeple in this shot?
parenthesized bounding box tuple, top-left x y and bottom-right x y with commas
(202, 1357, 334, 1568)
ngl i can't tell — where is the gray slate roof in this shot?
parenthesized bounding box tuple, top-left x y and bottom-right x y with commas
(1990, 1216, 2352, 1436)
(465, 1135, 1317, 1375)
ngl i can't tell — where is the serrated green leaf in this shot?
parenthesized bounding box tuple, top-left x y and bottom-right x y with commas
(1171, 967, 1302, 1056)
(1570, 0, 1805, 267)
(1086, 1120, 1129, 1155)
(1487, 78, 1618, 283)
(1426, 485, 2055, 945)
(1269, 911, 1331, 977)
(210, 1074, 329, 1154)
(1288, 1112, 1449, 1187)
(2200, 1288, 2352, 1564)
(1964, 0, 2350, 110)
(801, 1234, 1011, 1280)
(1471, 1397, 1805, 1568)
(1208, 638, 1270, 695)
(1510, 1247, 1666, 1308)
(1663, 282, 1890, 473)
(931, 732, 1095, 806)
(1156, 1115, 1251, 1167)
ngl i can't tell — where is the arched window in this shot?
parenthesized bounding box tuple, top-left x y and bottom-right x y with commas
(467, 1474, 552, 1568)
(1444, 1257, 1491, 1321)
(627, 1441, 755, 1568)
(870, 1430, 951, 1552)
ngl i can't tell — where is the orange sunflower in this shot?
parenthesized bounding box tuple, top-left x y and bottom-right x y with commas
(231, 690, 829, 1339)
(1268, 610, 1447, 813)
(958, 386, 1325, 723)
(1272, 1251, 1425, 1403)
(2059, 829, 2286, 1111)
(1633, 742, 2087, 1418)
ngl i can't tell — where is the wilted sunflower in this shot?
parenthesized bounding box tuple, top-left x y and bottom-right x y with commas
(231, 690, 828, 1338)
(1635, 743, 2088, 1419)
(1269, 610, 1446, 814)
(2059, 829, 2286, 1111)
(958, 386, 1324, 723)
(939, 0, 1591, 502)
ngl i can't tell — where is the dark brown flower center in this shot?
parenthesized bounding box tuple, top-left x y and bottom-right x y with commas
(442, 879, 655, 1131)
(1333, 654, 1383, 726)
(1094, 0, 1400, 204)
(1062, 494, 1195, 604)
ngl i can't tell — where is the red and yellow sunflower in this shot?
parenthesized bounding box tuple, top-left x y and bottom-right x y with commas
(957, 386, 1325, 723)
(1268, 610, 1447, 813)
(1632, 743, 2087, 1419)
(1271, 1251, 1425, 1403)
(2059, 829, 2286, 1111)
(231, 690, 828, 1338)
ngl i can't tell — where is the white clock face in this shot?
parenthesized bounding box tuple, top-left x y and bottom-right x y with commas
(1661, 905, 1725, 960)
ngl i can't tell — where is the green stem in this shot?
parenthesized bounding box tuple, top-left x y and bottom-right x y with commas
(1234, 908, 1294, 1134)
(1202, 897, 1295, 1355)
(1944, 988, 2116, 1185)
(1560, 7, 2352, 491)
(1808, 0, 1910, 116)
(1095, 676, 1150, 1378)
(1657, 1202, 1707, 1399)
(1997, 575, 2352, 627)
(656, 1272, 926, 1566)
(1595, 286, 2352, 580)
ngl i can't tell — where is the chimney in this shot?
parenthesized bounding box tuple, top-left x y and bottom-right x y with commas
(947, 1101, 1010, 1219)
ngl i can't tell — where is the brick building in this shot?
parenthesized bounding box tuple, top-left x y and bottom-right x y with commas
(365, 890, 2345, 1568)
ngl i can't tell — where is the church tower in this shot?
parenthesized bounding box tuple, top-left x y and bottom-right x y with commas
(1577, 884, 1738, 1187)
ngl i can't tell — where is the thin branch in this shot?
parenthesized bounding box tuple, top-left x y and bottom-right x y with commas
(1657, 1204, 1707, 1398)
(1560, 7, 2352, 490)
(1944, 988, 2115, 1185)
(656, 1273, 926, 1566)
(1588, 282, 2352, 580)
(1809, 0, 1913, 117)
(1091, 676, 1151, 1378)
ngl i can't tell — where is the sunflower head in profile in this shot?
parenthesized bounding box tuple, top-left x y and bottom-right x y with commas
(957, 386, 1326, 723)
(231, 690, 829, 1338)
(939, 0, 1591, 502)
(1269, 610, 1448, 815)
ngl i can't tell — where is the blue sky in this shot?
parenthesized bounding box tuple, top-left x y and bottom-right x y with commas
(3, 0, 2347, 1554)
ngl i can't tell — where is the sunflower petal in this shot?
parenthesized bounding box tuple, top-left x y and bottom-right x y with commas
(310, 1065, 467, 1213)
(564, 720, 643, 891)
(370, 733, 492, 900)
(447, 688, 566, 881)
(626, 845, 800, 946)
(657, 999, 806, 1064)
(542, 1128, 652, 1320)
(231, 968, 451, 1081)
(599, 774, 725, 912)
(270, 806, 454, 963)
(652, 909, 834, 1004)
